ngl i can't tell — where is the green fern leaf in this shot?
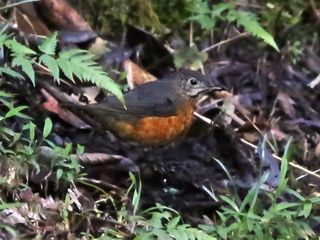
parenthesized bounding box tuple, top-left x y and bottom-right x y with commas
(4, 106, 28, 119)
(187, 0, 214, 30)
(38, 32, 57, 55)
(186, 0, 211, 15)
(185, 228, 217, 240)
(169, 228, 189, 240)
(12, 57, 35, 85)
(166, 216, 181, 228)
(71, 52, 95, 63)
(0, 67, 24, 79)
(0, 34, 9, 48)
(58, 48, 84, 59)
(57, 49, 123, 103)
(212, 2, 234, 16)
(229, 10, 279, 51)
(56, 58, 74, 81)
(151, 228, 171, 240)
(189, 15, 214, 30)
(40, 54, 59, 79)
(5, 38, 36, 56)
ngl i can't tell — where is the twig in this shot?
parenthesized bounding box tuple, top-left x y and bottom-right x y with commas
(240, 138, 320, 180)
(78, 177, 124, 192)
(193, 112, 214, 125)
(202, 32, 251, 52)
(296, 169, 320, 180)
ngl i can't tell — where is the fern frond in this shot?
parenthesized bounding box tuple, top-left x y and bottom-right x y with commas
(5, 38, 36, 56)
(186, 1, 279, 51)
(2, 33, 123, 102)
(57, 49, 123, 103)
(230, 10, 279, 51)
(187, 0, 214, 30)
(0, 34, 9, 48)
(0, 67, 24, 79)
(38, 32, 57, 55)
(39, 55, 59, 79)
(56, 58, 74, 81)
(167, 227, 216, 240)
(184, 228, 216, 240)
(12, 57, 35, 85)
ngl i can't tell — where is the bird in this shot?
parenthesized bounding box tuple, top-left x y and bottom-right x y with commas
(62, 70, 223, 146)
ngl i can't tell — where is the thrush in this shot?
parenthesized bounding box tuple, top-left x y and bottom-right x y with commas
(63, 70, 223, 146)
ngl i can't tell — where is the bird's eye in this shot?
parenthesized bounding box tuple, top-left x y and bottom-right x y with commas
(189, 78, 198, 85)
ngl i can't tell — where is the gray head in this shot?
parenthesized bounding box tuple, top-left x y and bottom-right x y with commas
(166, 70, 217, 101)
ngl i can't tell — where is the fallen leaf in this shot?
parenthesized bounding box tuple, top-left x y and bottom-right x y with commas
(124, 59, 157, 89)
(41, 89, 90, 129)
(276, 91, 296, 118)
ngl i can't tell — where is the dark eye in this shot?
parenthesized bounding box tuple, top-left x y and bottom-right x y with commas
(189, 78, 198, 85)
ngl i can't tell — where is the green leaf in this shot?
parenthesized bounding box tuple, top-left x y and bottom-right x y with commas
(285, 188, 305, 201)
(22, 121, 36, 142)
(0, 67, 24, 79)
(6, 38, 36, 56)
(56, 49, 124, 104)
(151, 228, 171, 240)
(273, 202, 299, 211)
(43, 117, 53, 138)
(0, 91, 14, 97)
(188, 15, 214, 30)
(220, 196, 239, 212)
(202, 185, 218, 202)
(38, 32, 57, 55)
(166, 216, 181, 228)
(39, 55, 59, 79)
(301, 202, 312, 218)
(309, 197, 320, 203)
(276, 138, 292, 196)
(0, 34, 9, 47)
(230, 10, 279, 51)
(56, 58, 74, 81)
(29, 157, 40, 173)
(12, 57, 35, 85)
(0, 202, 24, 210)
(168, 228, 188, 240)
(56, 168, 63, 180)
(146, 212, 164, 229)
(62, 143, 72, 156)
(66, 171, 74, 181)
(248, 171, 269, 214)
(4, 106, 28, 119)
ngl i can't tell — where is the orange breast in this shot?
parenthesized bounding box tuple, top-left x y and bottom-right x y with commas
(113, 103, 194, 146)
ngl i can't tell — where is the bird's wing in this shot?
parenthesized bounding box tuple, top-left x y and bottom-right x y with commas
(65, 80, 179, 118)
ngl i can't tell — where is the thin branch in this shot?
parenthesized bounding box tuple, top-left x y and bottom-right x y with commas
(78, 177, 124, 192)
(202, 32, 251, 52)
(240, 138, 320, 180)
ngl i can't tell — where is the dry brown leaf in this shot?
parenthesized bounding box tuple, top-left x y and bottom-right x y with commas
(124, 59, 157, 89)
(243, 132, 259, 143)
(76, 153, 136, 172)
(41, 89, 90, 129)
(276, 91, 296, 118)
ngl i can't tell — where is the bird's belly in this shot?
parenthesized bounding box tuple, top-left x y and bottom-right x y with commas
(113, 105, 194, 146)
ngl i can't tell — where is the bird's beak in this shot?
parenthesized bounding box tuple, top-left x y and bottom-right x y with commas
(207, 85, 228, 99)
(202, 82, 227, 94)
(209, 85, 227, 92)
